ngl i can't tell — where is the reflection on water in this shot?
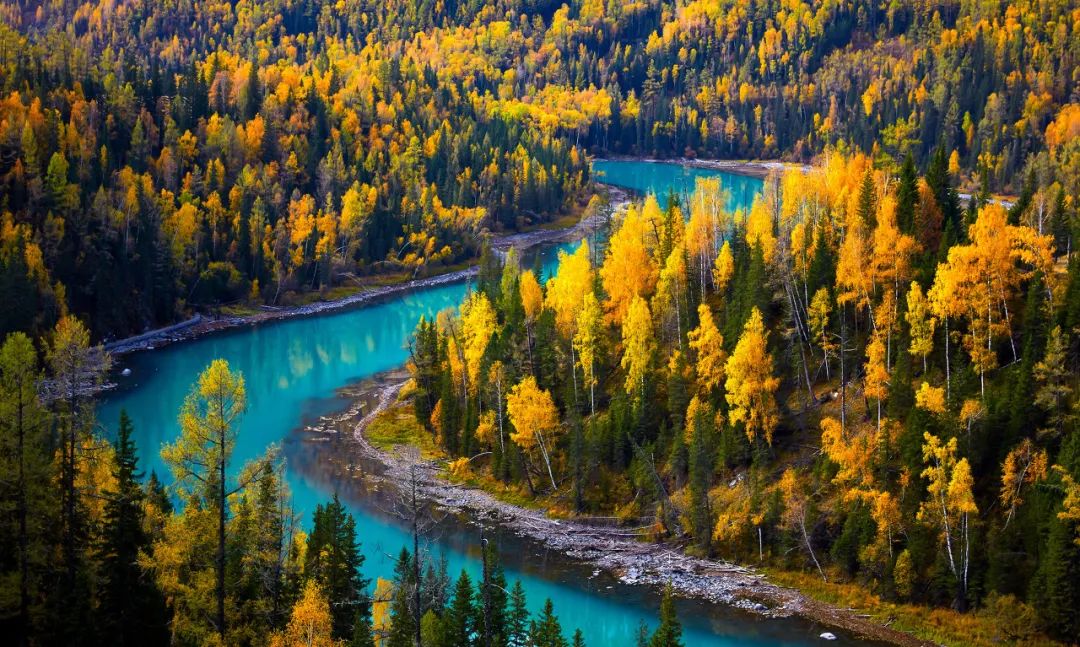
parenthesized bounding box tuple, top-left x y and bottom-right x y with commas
(98, 162, 877, 645)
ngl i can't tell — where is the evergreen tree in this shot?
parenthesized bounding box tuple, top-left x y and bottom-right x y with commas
(856, 169, 877, 229)
(46, 316, 109, 643)
(97, 411, 168, 645)
(0, 332, 53, 644)
(506, 581, 529, 647)
(305, 494, 370, 640)
(446, 570, 475, 647)
(242, 59, 262, 121)
(688, 404, 714, 551)
(648, 585, 683, 647)
(387, 549, 417, 647)
(529, 599, 568, 647)
(1031, 513, 1080, 642)
(896, 153, 919, 234)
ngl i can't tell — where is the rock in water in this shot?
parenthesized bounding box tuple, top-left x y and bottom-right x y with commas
(121, 368, 132, 377)
(819, 632, 837, 641)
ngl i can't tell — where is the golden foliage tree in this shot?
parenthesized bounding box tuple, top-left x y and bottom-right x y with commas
(620, 296, 655, 401)
(687, 303, 726, 396)
(600, 205, 657, 322)
(269, 581, 339, 647)
(725, 308, 780, 445)
(918, 433, 978, 603)
(507, 376, 562, 491)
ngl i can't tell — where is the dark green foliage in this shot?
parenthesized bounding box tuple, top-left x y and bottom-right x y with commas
(895, 154, 919, 235)
(648, 585, 683, 647)
(529, 599, 569, 647)
(97, 412, 169, 645)
(688, 404, 715, 551)
(446, 570, 475, 647)
(1030, 514, 1080, 642)
(305, 494, 370, 640)
(507, 581, 529, 647)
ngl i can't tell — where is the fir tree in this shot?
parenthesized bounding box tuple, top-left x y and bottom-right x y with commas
(648, 585, 683, 647)
(305, 494, 370, 639)
(896, 153, 919, 235)
(98, 411, 168, 645)
(529, 599, 568, 647)
(506, 581, 529, 647)
(688, 404, 714, 551)
(446, 570, 475, 647)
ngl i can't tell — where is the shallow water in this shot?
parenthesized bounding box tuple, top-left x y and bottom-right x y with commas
(99, 161, 877, 645)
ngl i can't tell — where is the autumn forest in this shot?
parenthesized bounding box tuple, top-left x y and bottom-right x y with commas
(1, 0, 1079, 646)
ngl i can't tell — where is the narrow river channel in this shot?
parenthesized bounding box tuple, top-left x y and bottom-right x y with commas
(100, 161, 875, 646)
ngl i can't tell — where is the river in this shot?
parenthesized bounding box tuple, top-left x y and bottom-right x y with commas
(99, 160, 871, 646)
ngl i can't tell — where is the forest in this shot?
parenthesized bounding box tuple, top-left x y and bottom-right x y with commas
(408, 149, 1080, 643)
(0, 0, 1078, 645)
(4, 326, 695, 646)
(0, 0, 1076, 340)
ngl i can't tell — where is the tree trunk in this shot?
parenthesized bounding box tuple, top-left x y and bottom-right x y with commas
(218, 429, 227, 639)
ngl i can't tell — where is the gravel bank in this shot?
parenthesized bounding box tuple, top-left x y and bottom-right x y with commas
(341, 379, 930, 647)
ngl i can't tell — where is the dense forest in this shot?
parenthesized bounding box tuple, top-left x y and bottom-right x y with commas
(1, 0, 1079, 645)
(408, 150, 1080, 642)
(4, 328, 698, 646)
(0, 0, 1076, 340)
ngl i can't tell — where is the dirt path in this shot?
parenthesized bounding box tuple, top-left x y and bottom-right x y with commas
(345, 381, 930, 647)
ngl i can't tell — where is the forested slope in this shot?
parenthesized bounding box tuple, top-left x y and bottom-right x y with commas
(0, 0, 1076, 340)
(408, 151, 1080, 643)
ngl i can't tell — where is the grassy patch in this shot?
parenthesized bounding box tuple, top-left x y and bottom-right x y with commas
(365, 406, 445, 460)
(447, 466, 548, 511)
(219, 303, 263, 317)
(766, 569, 1062, 647)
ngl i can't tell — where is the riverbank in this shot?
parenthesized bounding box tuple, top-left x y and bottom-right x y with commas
(336, 377, 930, 647)
(104, 193, 616, 357)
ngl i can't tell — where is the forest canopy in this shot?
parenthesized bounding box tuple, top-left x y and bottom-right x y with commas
(0, 0, 1076, 340)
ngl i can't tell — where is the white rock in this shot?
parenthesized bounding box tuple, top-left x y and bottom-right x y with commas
(121, 368, 132, 377)
(819, 632, 837, 641)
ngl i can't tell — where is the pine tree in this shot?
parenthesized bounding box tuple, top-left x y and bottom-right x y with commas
(46, 316, 109, 642)
(1031, 514, 1080, 642)
(856, 169, 877, 229)
(687, 399, 714, 551)
(242, 60, 262, 121)
(506, 581, 529, 647)
(572, 629, 586, 647)
(446, 570, 474, 647)
(305, 494, 370, 639)
(529, 599, 568, 647)
(648, 585, 683, 647)
(896, 153, 919, 234)
(98, 411, 167, 645)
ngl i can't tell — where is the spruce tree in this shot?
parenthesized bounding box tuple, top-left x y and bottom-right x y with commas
(0, 332, 53, 643)
(896, 153, 919, 234)
(306, 494, 370, 640)
(446, 570, 475, 647)
(1031, 514, 1080, 642)
(648, 585, 684, 647)
(388, 548, 417, 647)
(529, 599, 568, 647)
(506, 581, 529, 647)
(98, 411, 168, 645)
(688, 405, 714, 552)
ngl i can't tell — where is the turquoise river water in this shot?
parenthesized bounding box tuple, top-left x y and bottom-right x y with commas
(100, 160, 873, 646)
